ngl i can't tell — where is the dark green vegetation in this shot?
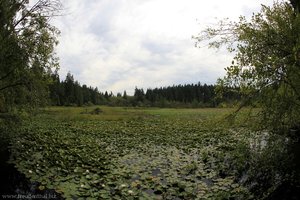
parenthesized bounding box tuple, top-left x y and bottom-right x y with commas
(49, 73, 239, 108)
(0, 0, 61, 112)
(3, 107, 277, 199)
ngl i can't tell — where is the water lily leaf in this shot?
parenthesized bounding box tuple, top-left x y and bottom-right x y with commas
(38, 185, 45, 190)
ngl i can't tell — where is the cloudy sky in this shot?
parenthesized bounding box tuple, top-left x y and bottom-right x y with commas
(52, 0, 273, 95)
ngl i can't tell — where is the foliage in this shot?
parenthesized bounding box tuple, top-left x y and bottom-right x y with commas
(9, 107, 258, 199)
(49, 72, 109, 106)
(194, 1, 300, 133)
(0, 0, 61, 111)
(90, 107, 103, 115)
(194, 1, 300, 198)
(144, 83, 217, 107)
(49, 73, 240, 108)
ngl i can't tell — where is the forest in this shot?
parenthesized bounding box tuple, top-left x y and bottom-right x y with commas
(48, 72, 239, 108)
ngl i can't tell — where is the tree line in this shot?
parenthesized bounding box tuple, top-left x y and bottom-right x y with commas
(49, 72, 240, 108)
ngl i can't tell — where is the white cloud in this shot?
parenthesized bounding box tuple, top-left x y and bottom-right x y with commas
(52, 0, 274, 95)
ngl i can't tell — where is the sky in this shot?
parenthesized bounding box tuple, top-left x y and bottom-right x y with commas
(52, 0, 274, 95)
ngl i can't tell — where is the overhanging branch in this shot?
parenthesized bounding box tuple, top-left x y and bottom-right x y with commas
(0, 82, 24, 92)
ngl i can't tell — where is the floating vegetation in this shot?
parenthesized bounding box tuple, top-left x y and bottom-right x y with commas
(9, 107, 255, 199)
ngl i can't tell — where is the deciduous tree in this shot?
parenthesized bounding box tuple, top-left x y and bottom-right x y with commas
(0, 0, 62, 111)
(194, 1, 300, 133)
